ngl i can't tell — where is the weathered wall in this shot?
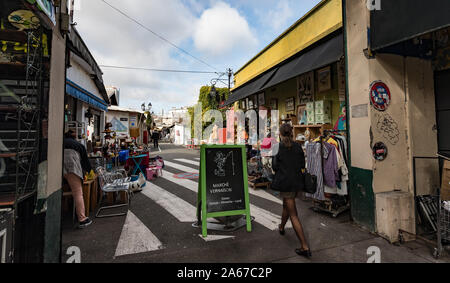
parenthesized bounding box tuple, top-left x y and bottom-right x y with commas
(345, 0, 439, 235)
(370, 54, 410, 194)
(67, 56, 103, 100)
(345, 0, 375, 231)
(46, 10, 66, 198)
(44, 0, 68, 263)
(405, 57, 439, 196)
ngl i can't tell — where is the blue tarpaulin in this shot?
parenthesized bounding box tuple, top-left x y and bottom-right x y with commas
(66, 79, 109, 111)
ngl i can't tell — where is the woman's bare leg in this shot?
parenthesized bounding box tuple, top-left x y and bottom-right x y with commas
(285, 198, 309, 251)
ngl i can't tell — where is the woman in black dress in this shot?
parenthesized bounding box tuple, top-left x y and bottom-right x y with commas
(272, 123, 311, 258)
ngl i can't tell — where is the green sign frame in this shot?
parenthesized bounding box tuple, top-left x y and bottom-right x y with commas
(197, 144, 252, 237)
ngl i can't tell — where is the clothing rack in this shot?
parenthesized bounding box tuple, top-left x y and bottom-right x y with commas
(310, 133, 350, 218)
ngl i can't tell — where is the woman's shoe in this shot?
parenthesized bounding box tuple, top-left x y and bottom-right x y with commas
(278, 224, 285, 236)
(295, 248, 312, 258)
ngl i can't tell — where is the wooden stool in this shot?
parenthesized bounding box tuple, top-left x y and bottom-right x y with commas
(82, 180, 94, 217)
(90, 176, 99, 213)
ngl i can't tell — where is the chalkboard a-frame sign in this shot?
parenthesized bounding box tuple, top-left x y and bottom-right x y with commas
(197, 144, 252, 237)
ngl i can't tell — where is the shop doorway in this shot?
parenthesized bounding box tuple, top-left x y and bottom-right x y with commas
(435, 69, 450, 158)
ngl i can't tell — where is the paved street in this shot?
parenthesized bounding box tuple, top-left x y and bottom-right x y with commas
(62, 144, 450, 263)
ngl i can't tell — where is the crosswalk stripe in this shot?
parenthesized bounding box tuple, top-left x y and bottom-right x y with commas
(174, 158, 199, 166)
(141, 182, 197, 222)
(164, 160, 197, 173)
(194, 158, 200, 161)
(162, 164, 282, 205)
(115, 211, 163, 257)
(250, 205, 291, 230)
(160, 170, 290, 230)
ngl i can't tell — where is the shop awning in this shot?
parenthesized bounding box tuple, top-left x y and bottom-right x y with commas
(224, 32, 343, 106)
(262, 32, 343, 91)
(223, 67, 278, 106)
(66, 79, 109, 111)
(370, 0, 450, 51)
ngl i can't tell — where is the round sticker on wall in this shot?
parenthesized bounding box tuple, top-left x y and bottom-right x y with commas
(373, 142, 388, 161)
(370, 81, 391, 111)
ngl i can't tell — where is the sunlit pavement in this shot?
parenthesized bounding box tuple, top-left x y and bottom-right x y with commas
(61, 144, 450, 263)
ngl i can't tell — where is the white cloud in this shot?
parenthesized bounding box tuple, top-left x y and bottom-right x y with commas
(73, 0, 204, 112)
(266, 0, 294, 31)
(193, 1, 258, 56)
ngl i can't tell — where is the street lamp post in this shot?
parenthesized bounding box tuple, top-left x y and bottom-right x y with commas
(209, 68, 233, 108)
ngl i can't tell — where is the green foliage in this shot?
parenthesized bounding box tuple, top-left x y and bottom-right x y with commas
(188, 85, 230, 137)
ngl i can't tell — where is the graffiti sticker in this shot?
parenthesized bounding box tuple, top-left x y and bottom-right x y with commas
(370, 81, 391, 111)
(373, 142, 388, 161)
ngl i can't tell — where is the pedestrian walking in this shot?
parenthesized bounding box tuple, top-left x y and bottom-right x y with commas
(63, 130, 93, 228)
(152, 130, 160, 149)
(271, 123, 311, 258)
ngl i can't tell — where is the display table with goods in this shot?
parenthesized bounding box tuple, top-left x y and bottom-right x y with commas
(247, 140, 274, 191)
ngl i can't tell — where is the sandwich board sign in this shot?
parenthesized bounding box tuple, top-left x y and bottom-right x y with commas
(197, 144, 252, 237)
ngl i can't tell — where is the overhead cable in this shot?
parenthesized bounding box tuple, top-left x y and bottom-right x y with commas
(100, 0, 219, 72)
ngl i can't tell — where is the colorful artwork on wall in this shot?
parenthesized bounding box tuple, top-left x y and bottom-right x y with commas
(110, 117, 128, 133)
(334, 102, 347, 131)
(317, 66, 332, 92)
(285, 97, 295, 112)
(297, 71, 314, 103)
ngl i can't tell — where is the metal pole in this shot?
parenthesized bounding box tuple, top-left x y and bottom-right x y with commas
(228, 68, 232, 92)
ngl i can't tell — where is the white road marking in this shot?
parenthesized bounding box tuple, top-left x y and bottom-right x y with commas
(250, 205, 291, 230)
(198, 234, 235, 242)
(115, 211, 163, 257)
(174, 158, 199, 166)
(141, 182, 197, 222)
(194, 158, 200, 161)
(164, 160, 198, 173)
(160, 171, 290, 230)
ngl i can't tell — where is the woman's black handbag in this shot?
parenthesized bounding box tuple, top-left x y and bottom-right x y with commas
(303, 173, 317, 194)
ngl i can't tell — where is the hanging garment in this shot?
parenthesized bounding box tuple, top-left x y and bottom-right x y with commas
(323, 142, 339, 188)
(336, 144, 349, 196)
(305, 142, 325, 201)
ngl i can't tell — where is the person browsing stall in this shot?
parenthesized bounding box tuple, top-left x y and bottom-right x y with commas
(63, 130, 93, 228)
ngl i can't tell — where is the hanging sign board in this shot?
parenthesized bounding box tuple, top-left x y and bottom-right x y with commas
(197, 145, 252, 237)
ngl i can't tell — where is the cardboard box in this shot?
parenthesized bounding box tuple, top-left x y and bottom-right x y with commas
(442, 160, 450, 201)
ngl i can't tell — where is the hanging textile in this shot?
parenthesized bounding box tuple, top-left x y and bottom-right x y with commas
(305, 142, 326, 201)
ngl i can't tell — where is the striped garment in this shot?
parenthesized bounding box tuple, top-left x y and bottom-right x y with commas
(64, 149, 83, 180)
(305, 142, 326, 201)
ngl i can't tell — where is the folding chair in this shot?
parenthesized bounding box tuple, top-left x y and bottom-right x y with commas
(95, 167, 133, 218)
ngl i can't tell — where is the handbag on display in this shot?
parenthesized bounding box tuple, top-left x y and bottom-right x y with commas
(303, 172, 317, 194)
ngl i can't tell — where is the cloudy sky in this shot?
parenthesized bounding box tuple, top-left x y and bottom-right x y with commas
(73, 0, 321, 114)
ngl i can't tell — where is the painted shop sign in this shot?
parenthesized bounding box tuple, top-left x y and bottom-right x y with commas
(370, 81, 391, 111)
(27, 0, 56, 25)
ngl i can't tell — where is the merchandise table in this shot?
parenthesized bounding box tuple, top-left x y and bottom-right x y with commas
(129, 154, 148, 176)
